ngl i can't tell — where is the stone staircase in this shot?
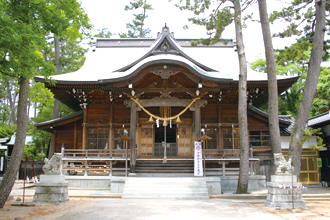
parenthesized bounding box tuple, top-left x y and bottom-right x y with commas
(136, 160, 194, 173)
(122, 177, 210, 199)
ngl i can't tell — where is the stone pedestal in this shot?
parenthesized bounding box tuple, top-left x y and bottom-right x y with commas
(33, 175, 69, 203)
(265, 175, 307, 209)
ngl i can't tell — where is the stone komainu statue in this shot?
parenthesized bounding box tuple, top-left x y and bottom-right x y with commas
(274, 153, 294, 175)
(43, 153, 62, 175)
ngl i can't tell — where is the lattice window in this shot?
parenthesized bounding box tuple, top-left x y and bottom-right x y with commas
(222, 128, 239, 149)
(249, 130, 270, 148)
(205, 128, 217, 149)
(114, 128, 130, 150)
(88, 128, 109, 149)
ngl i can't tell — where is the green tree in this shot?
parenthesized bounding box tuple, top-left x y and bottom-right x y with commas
(250, 56, 330, 118)
(176, 0, 251, 193)
(258, 0, 282, 175)
(0, 0, 91, 207)
(119, 0, 153, 38)
(94, 28, 113, 38)
(311, 67, 330, 116)
(273, 0, 327, 177)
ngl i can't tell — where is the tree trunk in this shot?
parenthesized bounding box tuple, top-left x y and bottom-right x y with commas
(233, 0, 249, 194)
(48, 99, 59, 158)
(48, 36, 61, 158)
(258, 0, 282, 175)
(0, 77, 29, 208)
(289, 0, 326, 177)
(54, 36, 62, 73)
(7, 82, 17, 125)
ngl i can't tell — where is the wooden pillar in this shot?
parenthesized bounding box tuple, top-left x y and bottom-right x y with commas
(73, 122, 77, 149)
(195, 100, 201, 140)
(82, 106, 88, 150)
(53, 130, 57, 153)
(109, 104, 114, 156)
(130, 102, 137, 173)
(218, 104, 222, 149)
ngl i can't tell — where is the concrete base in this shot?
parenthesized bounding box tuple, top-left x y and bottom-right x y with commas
(265, 175, 307, 209)
(33, 175, 69, 203)
(122, 177, 212, 199)
(205, 177, 221, 195)
(111, 177, 127, 193)
(220, 175, 266, 192)
(65, 176, 111, 188)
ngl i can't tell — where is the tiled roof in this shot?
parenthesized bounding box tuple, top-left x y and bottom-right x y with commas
(308, 111, 330, 127)
(279, 115, 295, 135)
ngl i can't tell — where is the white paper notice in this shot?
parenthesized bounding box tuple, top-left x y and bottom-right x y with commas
(194, 141, 203, 176)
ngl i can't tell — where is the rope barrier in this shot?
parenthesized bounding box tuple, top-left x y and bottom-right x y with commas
(130, 97, 200, 125)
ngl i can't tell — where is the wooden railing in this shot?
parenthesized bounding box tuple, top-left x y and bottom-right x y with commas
(62, 149, 130, 158)
(61, 148, 130, 177)
(204, 149, 240, 158)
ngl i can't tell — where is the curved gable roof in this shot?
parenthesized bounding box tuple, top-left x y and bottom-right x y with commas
(115, 26, 217, 73)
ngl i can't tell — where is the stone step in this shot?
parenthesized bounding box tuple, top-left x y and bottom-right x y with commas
(136, 160, 194, 173)
(125, 187, 207, 193)
(122, 177, 210, 199)
(136, 173, 194, 177)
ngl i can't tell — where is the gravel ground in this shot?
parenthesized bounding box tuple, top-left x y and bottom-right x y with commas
(1, 197, 330, 220)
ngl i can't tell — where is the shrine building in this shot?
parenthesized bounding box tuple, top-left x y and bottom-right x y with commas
(35, 26, 298, 188)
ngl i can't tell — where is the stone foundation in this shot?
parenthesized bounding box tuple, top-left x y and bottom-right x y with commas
(33, 175, 69, 203)
(220, 175, 266, 192)
(264, 175, 307, 209)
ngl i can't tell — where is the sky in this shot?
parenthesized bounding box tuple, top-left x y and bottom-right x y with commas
(79, 0, 297, 62)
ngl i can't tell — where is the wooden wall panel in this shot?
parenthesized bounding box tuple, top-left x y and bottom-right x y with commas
(88, 104, 110, 124)
(54, 130, 74, 152)
(113, 104, 130, 123)
(201, 104, 218, 123)
(221, 104, 239, 124)
(248, 117, 268, 127)
(172, 107, 192, 118)
(139, 107, 160, 119)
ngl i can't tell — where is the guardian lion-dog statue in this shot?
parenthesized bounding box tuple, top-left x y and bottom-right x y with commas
(274, 153, 294, 175)
(43, 153, 62, 175)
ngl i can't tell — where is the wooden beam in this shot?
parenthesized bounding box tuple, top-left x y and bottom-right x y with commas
(82, 107, 88, 150)
(130, 102, 137, 173)
(109, 104, 114, 152)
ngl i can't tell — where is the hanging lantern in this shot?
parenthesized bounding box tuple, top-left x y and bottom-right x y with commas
(176, 116, 182, 123)
(148, 116, 154, 122)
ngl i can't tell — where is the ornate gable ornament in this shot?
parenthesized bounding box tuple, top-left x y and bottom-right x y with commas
(150, 64, 180, 79)
(152, 39, 179, 55)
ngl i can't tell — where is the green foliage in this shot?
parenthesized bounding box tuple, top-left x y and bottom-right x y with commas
(119, 0, 153, 38)
(175, 0, 255, 45)
(0, 124, 15, 139)
(0, 0, 92, 161)
(270, 0, 330, 61)
(94, 28, 113, 38)
(29, 82, 54, 112)
(0, 124, 15, 155)
(297, 128, 325, 150)
(250, 54, 330, 118)
(310, 67, 330, 116)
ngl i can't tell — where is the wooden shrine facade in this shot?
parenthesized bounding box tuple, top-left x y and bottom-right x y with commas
(35, 26, 298, 175)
